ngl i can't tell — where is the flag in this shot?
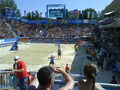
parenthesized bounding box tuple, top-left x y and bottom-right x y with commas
(77, 11, 80, 18)
(39, 12, 42, 17)
(82, 10, 84, 19)
(24, 10, 27, 16)
(87, 11, 90, 18)
(92, 11, 94, 19)
(97, 11, 101, 18)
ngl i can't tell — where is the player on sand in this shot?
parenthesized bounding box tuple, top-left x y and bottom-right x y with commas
(49, 55, 55, 66)
(58, 48, 62, 59)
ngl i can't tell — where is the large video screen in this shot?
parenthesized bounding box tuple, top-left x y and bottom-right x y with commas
(49, 9, 64, 18)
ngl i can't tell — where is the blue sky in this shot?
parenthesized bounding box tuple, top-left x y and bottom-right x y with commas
(14, 0, 113, 16)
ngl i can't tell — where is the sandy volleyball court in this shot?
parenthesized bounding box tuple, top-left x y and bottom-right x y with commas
(0, 43, 116, 83)
(0, 43, 75, 72)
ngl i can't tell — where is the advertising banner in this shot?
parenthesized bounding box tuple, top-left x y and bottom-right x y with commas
(5, 8, 14, 17)
(5, 16, 97, 24)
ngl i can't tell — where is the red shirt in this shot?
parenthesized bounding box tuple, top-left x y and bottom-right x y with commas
(16, 61, 28, 78)
(110, 80, 117, 84)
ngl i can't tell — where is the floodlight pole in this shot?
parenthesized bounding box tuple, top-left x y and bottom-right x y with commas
(46, 5, 49, 31)
(64, 5, 66, 19)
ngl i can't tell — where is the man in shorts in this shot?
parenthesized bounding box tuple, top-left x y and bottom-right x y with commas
(49, 55, 55, 66)
(58, 48, 62, 59)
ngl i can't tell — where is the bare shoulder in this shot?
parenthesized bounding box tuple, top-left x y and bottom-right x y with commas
(78, 80, 85, 86)
(78, 79, 85, 83)
(78, 80, 85, 90)
(95, 83, 103, 90)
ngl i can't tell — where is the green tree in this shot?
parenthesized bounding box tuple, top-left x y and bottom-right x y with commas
(31, 11, 35, 19)
(65, 9, 69, 19)
(0, 0, 21, 16)
(35, 10, 39, 20)
(2, 0, 17, 9)
(15, 9, 21, 17)
(84, 8, 98, 19)
(26, 12, 32, 20)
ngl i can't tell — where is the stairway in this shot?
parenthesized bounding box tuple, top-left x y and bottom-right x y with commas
(5, 22, 17, 37)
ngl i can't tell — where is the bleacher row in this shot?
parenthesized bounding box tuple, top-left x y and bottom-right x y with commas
(0, 18, 95, 39)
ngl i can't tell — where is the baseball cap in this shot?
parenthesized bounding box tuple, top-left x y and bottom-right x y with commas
(14, 56, 20, 60)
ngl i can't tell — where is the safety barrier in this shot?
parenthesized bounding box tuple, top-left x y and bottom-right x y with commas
(0, 38, 18, 48)
(0, 71, 16, 89)
(30, 37, 81, 44)
(0, 71, 120, 90)
(54, 80, 120, 90)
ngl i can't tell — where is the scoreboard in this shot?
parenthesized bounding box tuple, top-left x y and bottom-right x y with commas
(46, 4, 66, 19)
(49, 9, 64, 18)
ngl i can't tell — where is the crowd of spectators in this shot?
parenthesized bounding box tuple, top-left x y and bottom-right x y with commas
(0, 20, 14, 39)
(85, 27, 120, 74)
(8, 20, 40, 37)
(0, 19, 95, 39)
(96, 29, 120, 71)
(44, 24, 95, 38)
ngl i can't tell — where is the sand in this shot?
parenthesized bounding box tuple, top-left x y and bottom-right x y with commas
(0, 43, 116, 83)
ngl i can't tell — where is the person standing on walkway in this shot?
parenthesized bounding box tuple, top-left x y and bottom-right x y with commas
(74, 43, 78, 54)
(110, 75, 118, 84)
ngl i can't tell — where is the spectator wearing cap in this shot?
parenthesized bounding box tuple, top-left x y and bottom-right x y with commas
(13, 56, 29, 90)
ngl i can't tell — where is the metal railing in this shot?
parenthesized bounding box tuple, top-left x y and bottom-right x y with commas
(54, 80, 120, 90)
(0, 71, 120, 90)
(0, 70, 17, 89)
(54, 74, 120, 90)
